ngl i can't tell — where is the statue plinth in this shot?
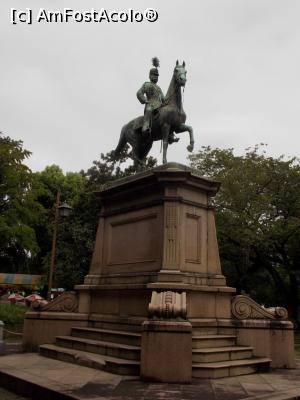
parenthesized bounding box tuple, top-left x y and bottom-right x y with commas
(84, 162, 226, 286)
(76, 163, 235, 320)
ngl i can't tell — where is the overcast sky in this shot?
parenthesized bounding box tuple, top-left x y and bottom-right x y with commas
(1, 0, 300, 172)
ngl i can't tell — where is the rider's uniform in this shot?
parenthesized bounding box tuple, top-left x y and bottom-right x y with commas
(137, 78, 164, 134)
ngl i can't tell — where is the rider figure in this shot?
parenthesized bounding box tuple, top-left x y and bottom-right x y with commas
(137, 57, 164, 138)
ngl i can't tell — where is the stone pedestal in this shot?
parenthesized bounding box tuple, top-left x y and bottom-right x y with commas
(84, 162, 225, 286)
(76, 162, 232, 320)
(23, 163, 295, 380)
(141, 320, 192, 383)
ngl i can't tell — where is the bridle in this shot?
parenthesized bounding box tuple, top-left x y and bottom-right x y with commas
(164, 69, 186, 106)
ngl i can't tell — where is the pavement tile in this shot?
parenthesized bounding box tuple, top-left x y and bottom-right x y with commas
(237, 374, 268, 384)
(36, 368, 76, 382)
(113, 382, 148, 397)
(181, 384, 214, 400)
(71, 383, 119, 398)
(183, 381, 212, 387)
(0, 355, 34, 368)
(212, 382, 248, 400)
(189, 379, 212, 386)
(260, 373, 300, 390)
(62, 370, 99, 384)
(147, 384, 173, 390)
(2, 353, 300, 400)
(217, 376, 243, 385)
(147, 390, 182, 397)
(241, 382, 275, 396)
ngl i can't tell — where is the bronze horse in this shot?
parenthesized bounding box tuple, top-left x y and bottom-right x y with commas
(114, 61, 194, 167)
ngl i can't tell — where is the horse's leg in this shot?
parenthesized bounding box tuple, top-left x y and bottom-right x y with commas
(162, 124, 170, 164)
(131, 140, 146, 171)
(133, 152, 142, 170)
(139, 141, 153, 160)
(174, 124, 195, 152)
(131, 146, 140, 170)
(114, 125, 127, 158)
(134, 159, 143, 171)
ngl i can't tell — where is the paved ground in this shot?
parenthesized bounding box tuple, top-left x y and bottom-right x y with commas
(0, 353, 300, 400)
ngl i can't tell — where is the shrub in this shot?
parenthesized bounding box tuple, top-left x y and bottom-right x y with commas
(0, 302, 27, 325)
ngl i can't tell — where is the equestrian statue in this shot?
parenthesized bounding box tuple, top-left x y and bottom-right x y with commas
(113, 58, 194, 167)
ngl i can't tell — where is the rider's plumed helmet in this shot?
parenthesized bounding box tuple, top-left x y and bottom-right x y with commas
(149, 57, 160, 77)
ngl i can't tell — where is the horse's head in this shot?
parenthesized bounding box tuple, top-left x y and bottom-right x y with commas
(173, 60, 187, 87)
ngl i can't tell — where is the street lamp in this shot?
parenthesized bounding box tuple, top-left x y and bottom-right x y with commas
(48, 192, 72, 300)
(58, 202, 73, 217)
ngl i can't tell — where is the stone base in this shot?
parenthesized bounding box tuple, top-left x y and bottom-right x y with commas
(141, 320, 192, 382)
(22, 164, 296, 381)
(23, 312, 88, 351)
(218, 319, 295, 368)
(75, 284, 235, 320)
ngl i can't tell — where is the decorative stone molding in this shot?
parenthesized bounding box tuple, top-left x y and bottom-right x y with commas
(232, 295, 288, 320)
(31, 292, 78, 313)
(163, 203, 180, 268)
(148, 291, 187, 319)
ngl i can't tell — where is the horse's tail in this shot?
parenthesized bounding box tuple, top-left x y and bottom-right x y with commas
(113, 125, 127, 159)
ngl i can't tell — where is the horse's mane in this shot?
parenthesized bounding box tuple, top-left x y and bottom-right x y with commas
(163, 70, 182, 110)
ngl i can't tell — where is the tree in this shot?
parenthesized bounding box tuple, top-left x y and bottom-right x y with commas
(189, 145, 300, 321)
(30, 165, 87, 280)
(0, 134, 157, 289)
(43, 147, 157, 289)
(83, 145, 157, 188)
(0, 133, 41, 272)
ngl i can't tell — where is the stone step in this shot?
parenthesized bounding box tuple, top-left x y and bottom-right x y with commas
(56, 335, 140, 361)
(89, 315, 143, 332)
(192, 346, 253, 363)
(192, 335, 236, 348)
(191, 318, 218, 335)
(192, 357, 271, 379)
(39, 344, 140, 376)
(72, 327, 141, 346)
(192, 327, 219, 335)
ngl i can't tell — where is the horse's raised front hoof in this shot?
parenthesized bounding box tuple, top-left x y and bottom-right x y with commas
(168, 135, 180, 144)
(187, 144, 194, 152)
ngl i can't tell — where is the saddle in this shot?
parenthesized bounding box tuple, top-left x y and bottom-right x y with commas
(133, 109, 160, 132)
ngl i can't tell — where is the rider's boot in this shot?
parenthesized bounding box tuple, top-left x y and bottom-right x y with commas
(142, 107, 152, 139)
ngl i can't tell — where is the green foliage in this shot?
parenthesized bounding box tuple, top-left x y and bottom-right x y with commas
(0, 302, 27, 325)
(83, 145, 157, 189)
(53, 192, 100, 289)
(54, 146, 157, 289)
(0, 134, 42, 272)
(29, 165, 88, 278)
(189, 144, 300, 319)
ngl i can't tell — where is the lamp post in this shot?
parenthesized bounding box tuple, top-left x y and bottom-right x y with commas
(48, 192, 72, 300)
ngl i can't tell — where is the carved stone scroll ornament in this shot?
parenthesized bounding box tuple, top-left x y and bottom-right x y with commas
(232, 295, 288, 320)
(31, 292, 78, 313)
(148, 291, 187, 319)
